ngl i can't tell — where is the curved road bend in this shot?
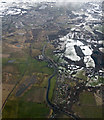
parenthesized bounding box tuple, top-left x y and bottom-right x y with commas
(42, 44, 80, 120)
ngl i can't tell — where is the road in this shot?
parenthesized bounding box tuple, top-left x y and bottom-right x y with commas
(1, 41, 79, 120)
(0, 58, 29, 113)
(42, 43, 80, 120)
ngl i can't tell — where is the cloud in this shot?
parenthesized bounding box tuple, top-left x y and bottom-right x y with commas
(1, 0, 103, 3)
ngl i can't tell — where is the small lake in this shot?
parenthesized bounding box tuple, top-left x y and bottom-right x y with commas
(16, 45, 21, 47)
(8, 60, 15, 63)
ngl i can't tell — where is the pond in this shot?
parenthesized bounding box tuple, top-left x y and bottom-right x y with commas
(16, 45, 21, 47)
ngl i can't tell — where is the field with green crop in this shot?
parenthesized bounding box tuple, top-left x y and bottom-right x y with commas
(72, 91, 102, 118)
(3, 100, 49, 118)
(49, 75, 57, 101)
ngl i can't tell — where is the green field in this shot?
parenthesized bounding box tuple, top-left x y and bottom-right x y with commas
(20, 86, 46, 103)
(3, 57, 54, 76)
(49, 75, 57, 101)
(2, 56, 54, 118)
(76, 70, 87, 81)
(72, 91, 102, 118)
(3, 100, 50, 118)
(79, 92, 96, 105)
(25, 59, 53, 75)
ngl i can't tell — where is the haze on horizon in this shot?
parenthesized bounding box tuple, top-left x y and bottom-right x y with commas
(1, 0, 103, 3)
